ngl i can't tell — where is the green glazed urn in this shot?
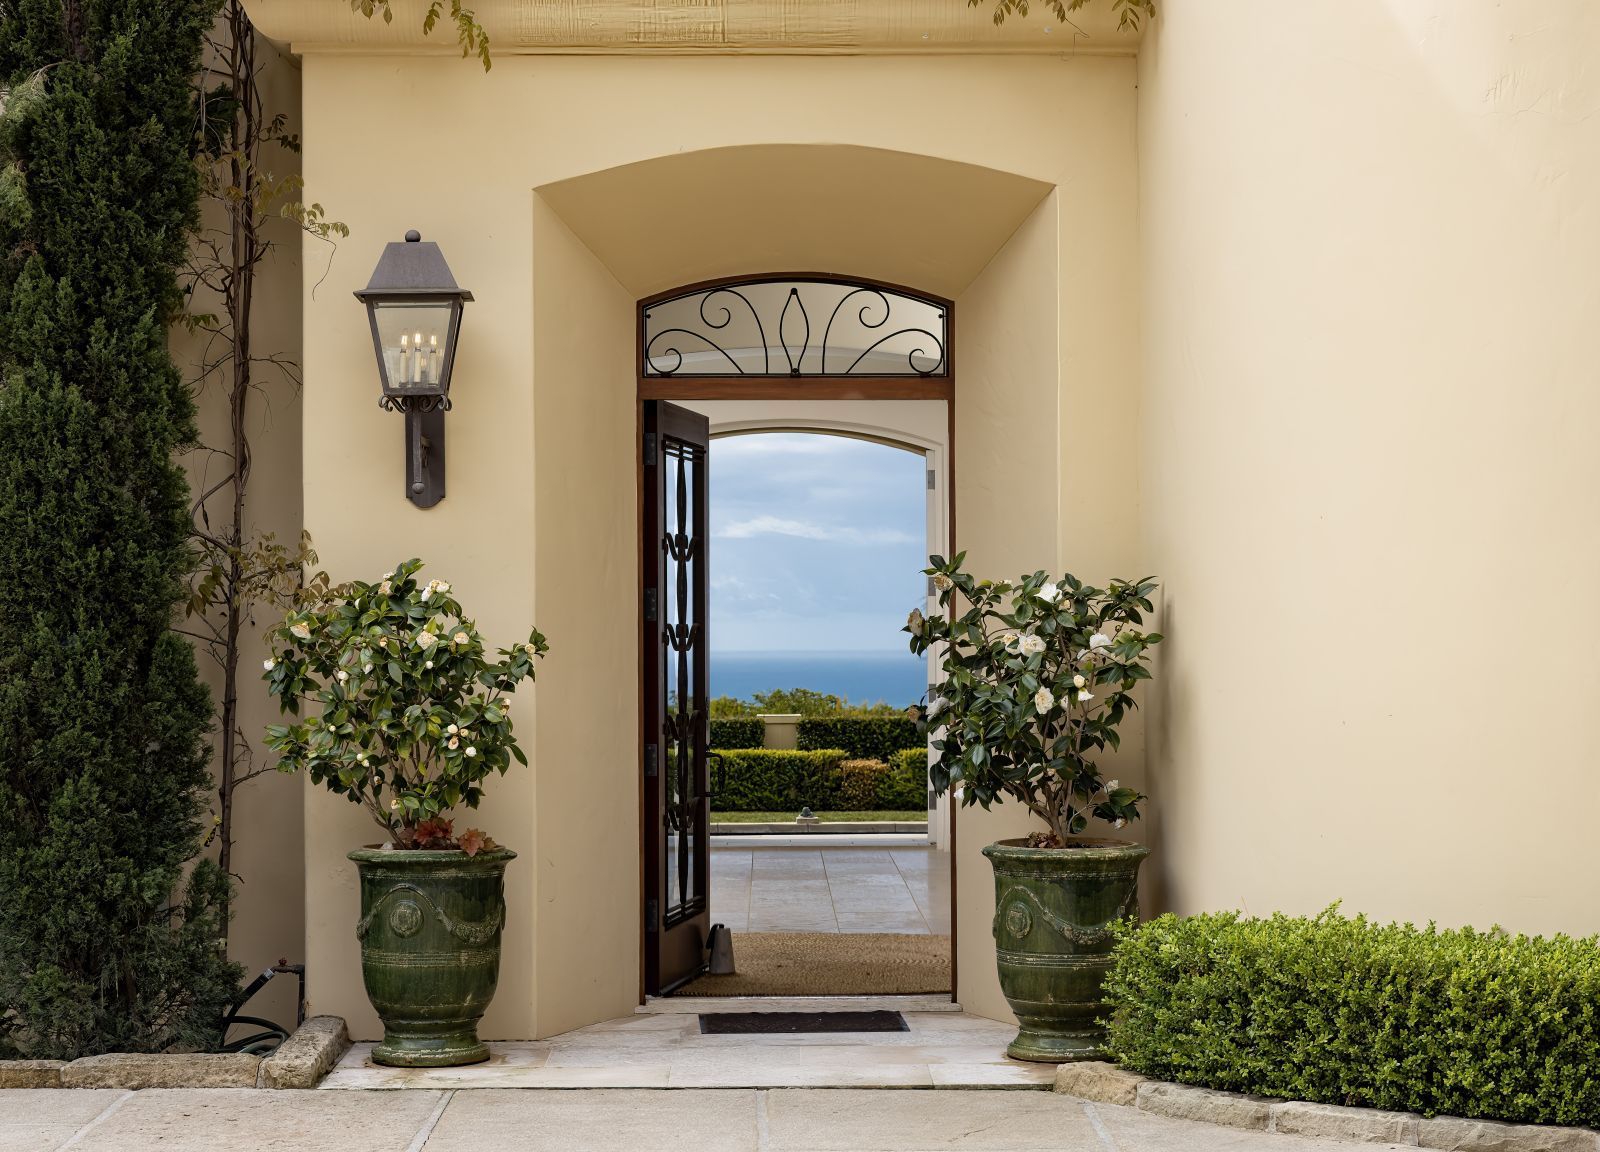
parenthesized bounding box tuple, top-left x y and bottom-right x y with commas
(349, 846, 516, 1067)
(983, 838, 1148, 1063)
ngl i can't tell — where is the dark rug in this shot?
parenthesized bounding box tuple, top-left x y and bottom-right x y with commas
(699, 1010, 909, 1035)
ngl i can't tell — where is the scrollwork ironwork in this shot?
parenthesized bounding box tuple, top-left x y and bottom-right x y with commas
(643, 278, 947, 378)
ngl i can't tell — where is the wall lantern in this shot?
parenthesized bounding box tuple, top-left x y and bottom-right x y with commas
(354, 230, 474, 509)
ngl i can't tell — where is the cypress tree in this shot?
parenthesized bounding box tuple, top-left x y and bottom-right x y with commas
(0, 0, 239, 1057)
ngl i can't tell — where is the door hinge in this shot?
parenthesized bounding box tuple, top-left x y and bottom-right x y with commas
(927, 468, 936, 490)
(644, 587, 658, 621)
(646, 899, 659, 932)
(644, 432, 658, 464)
(645, 743, 658, 778)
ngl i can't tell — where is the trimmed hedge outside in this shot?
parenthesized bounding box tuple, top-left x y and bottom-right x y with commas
(708, 717, 764, 749)
(1103, 908, 1600, 1128)
(885, 748, 930, 809)
(712, 748, 927, 813)
(797, 715, 920, 761)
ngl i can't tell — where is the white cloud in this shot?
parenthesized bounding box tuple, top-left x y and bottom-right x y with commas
(716, 515, 915, 545)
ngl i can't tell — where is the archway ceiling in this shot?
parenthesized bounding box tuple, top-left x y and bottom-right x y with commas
(536, 144, 1053, 299)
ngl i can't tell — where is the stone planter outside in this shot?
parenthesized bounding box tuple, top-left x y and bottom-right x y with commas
(350, 846, 516, 1068)
(983, 837, 1149, 1063)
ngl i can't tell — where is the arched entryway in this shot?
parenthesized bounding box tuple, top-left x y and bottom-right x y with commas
(638, 274, 957, 997)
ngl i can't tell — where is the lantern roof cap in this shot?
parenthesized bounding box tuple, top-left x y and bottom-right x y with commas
(354, 231, 474, 301)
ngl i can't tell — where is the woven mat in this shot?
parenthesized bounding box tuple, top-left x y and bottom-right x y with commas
(679, 932, 951, 997)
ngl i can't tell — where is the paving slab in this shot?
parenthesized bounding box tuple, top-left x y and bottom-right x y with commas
(421, 1088, 759, 1152)
(63, 1087, 446, 1152)
(0, 1088, 124, 1152)
(763, 1087, 1102, 1150)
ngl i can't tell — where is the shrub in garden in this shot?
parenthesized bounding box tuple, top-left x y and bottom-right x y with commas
(836, 759, 891, 809)
(709, 749, 847, 811)
(798, 715, 920, 761)
(1103, 908, 1600, 1128)
(883, 748, 930, 809)
(0, 0, 243, 1059)
(708, 717, 764, 749)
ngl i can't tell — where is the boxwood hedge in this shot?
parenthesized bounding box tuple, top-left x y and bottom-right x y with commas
(797, 715, 920, 761)
(711, 748, 927, 814)
(1103, 908, 1600, 1128)
(708, 717, 764, 749)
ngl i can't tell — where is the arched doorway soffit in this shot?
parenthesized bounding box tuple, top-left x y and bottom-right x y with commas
(710, 420, 936, 458)
(535, 143, 1052, 300)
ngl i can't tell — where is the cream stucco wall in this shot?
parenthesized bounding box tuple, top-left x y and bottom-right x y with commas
(285, 49, 1140, 1034)
(1138, 1, 1600, 935)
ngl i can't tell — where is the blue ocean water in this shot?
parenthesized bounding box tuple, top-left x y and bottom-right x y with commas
(711, 651, 927, 709)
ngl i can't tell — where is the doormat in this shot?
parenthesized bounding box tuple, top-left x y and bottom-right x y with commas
(678, 932, 950, 997)
(699, 1010, 908, 1035)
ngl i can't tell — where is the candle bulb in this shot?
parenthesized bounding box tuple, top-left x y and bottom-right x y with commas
(429, 334, 440, 384)
(398, 333, 409, 386)
(413, 331, 423, 385)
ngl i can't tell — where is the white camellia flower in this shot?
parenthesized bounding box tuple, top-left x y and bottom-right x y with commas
(448, 736, 460, 750)
(464, 746, 477, 758)
(437, 582, 451, 595)
(1077, 689, 1094, 702)
(390, 798, 401, 811)
(453, 631, 469, 646)
(1089, 632, 1111, 650)
(1020, 634, 1046, 656)
(933, 573, 953, 591)
(1073, 674, 1086, 689)
(424, 660, 434, 670)
(522, 643, 538, 656)
(1034, 687, 1055, 712)
(335, 669, 349, 683)
(1106, 778, 1120, 791)
(447, 724, 459, 735)
(416, 631, 438, 649)
(262, 658, 275, 672)
(378, 580, 392, 595)
(290, 622, 311, 640)
(1113, 817, 1127, 829)
(1038, 581, 1060, 603)
(926, 696, 947, 720)
(363, 662, 373, 674)
(421, 588, 432, 603)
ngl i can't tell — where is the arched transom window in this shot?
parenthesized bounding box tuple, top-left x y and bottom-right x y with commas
(641, 276, 949, 381)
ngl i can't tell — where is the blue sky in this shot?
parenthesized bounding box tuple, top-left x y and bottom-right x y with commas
(709, 433, 927, 654)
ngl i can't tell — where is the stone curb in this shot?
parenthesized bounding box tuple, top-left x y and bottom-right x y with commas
(60, 1052, 262, 1089)
(258, 1016, 351, 1089)
(0, 1060, 66, 1088)
(1055, 1063, 1600, 1151)
(2, 1017, 350, 1091)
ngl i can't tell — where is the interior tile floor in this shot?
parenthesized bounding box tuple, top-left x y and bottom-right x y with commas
(710, 845, 950, 935)
(321, 997, 1054, 1090)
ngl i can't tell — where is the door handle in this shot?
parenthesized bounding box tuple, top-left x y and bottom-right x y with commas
(707, 752, 726, 802)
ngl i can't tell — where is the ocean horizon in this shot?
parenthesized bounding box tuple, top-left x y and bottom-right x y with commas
(711, 650, 927, 709)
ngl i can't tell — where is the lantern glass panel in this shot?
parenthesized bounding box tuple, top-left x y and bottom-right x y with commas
(373, 300, 456, 395)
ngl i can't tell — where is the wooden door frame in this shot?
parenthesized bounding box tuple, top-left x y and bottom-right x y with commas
(636, 273, 958, 1004)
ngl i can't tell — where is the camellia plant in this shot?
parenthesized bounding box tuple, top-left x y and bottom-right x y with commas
(263, 558, 547, 852)
(905, 553, 1162, 848)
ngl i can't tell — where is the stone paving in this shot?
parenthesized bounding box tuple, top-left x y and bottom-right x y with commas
(0, 1087, 1414, 1151)
(711, 846, 951, 935)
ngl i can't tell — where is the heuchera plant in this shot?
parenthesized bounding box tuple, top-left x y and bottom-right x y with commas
(905, 553, 1162, 848)
(263, 558, 547, 851)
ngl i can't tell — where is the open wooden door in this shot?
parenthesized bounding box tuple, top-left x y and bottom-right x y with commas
(642, 400, 712, 994)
